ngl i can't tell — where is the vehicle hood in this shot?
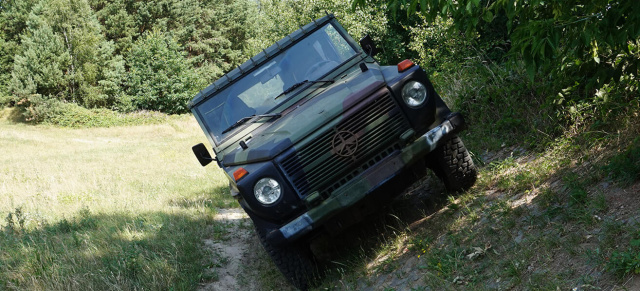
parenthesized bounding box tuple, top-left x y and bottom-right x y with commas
(222, 65, 387, 166)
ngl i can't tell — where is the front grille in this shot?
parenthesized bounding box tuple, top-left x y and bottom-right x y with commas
(279, 89, 410, 198)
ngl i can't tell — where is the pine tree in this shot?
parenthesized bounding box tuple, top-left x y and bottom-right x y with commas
(0, 0, 40, 102)
(9, 13, 71, 101)
(126, 29, 200, 114)
(43, 0, 125, 106)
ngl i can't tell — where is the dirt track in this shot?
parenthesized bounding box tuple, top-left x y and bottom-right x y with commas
(199, 208, 261, 291)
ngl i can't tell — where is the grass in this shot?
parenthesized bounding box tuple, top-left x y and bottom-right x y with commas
(432, 61, 558, 151)
(606, 229, 640, 278)
(603, 137, 640, 186)
(311, 97, 640, 290)
(0, 108, 236, 290)
(2, 60, 639, 290)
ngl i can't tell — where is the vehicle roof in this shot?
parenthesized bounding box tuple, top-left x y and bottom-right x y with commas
(188, 13, 336, 109)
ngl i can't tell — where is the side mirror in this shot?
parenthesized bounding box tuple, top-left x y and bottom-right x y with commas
(192, 143, 215, 167)
(359, 35, 379, 57)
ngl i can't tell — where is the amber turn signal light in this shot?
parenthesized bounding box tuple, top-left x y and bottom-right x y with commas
(397, 59, 415, 72)
(233, 168, 248, 181)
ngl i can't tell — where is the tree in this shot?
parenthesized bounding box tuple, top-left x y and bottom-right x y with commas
(125, 29, 200, 114)
(89, 0, 261, 83)
(0, 0, 40, 102)
(249, 0, 417, 66)
(88, 0, 137, 54)
(352, 0, 640, 83)
(8, 0, 127, 113)
(8, 12, 72, 121)
(42, 0, 125, 105)
(9, 13, 71, 101)
(176, 0, 259, 81)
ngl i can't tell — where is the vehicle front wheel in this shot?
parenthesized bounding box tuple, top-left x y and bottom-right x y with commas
(256, 228, 316, 290)
(426, 135, 477, 192)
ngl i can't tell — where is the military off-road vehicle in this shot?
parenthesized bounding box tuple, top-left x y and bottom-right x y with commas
(189, 14, 477, 290)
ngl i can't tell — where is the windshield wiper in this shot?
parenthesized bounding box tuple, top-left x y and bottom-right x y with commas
(221, 113, 282, 134)
(275, 79, 334, 100)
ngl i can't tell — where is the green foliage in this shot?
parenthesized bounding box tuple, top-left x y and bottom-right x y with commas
(353, 0, 640, 141)
(43, 101, 170, 127)
(562, 173, 589, 207)
(409, 235, 432, 257)
(89, 0, 259, 81)
(5, 0, 127, 120)
(433, 59, 558, 149)
(249, 0, 420, 67)
(42, 0, 110, 100)
(354, 0, 640, 80)
(8, 15, 72, 121)
(0, 38, 17, 103)
(406, 15, 475, 74)
(606, 230, 640, 278)
(92, 45, 127, 109)
(88, 0, 137, 54)
(603, 138, 640, 186)
(125, 29, 200, 114)
(2, 0, 261, 123)
(0, 0, 40, 99)
(4, 207, 26, 234)
(2, 96, 168, 127)
(175, 0, 259, 78)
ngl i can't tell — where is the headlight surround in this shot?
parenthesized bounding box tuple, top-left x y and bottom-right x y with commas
(401, 81, 427, 108)
(254, 178, 281, 205)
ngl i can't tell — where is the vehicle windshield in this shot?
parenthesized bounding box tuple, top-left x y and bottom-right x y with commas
(196, 23, 358, 143)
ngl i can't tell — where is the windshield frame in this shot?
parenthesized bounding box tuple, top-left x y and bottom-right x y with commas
(192, 19, 363, 152)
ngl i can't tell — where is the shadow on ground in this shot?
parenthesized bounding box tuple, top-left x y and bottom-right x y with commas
(1, 207, 220, 290)
(307, 175, 452, 289)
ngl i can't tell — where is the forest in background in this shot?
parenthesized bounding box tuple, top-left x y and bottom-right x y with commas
(0, 0, 638, 147)
(0, 0, 424, 124)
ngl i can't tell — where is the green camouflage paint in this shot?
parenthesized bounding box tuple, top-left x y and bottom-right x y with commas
(189, 14, 467, 244)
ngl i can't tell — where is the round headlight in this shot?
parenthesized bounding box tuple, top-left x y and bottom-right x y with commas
(401, 81, 427, 108)
(254, 178, 281, 205)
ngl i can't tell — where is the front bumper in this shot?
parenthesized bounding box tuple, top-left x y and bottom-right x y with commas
(267, 113, 467, 245)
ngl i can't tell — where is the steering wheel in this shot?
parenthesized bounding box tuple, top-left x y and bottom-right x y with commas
(304, 60, 338, 80)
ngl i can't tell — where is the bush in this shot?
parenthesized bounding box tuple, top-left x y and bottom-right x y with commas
(407, 15, 476, 74)
(603, 138, 640, 186)
(431, 59, 558, 149)
(25, 99, 169, 128)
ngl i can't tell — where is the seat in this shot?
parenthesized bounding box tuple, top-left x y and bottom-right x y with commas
(220, 94, 256, 131)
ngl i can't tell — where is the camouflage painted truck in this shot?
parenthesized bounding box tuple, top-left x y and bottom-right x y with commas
(189, 14, 477, 290)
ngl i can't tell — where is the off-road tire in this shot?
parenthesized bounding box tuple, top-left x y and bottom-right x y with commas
(256, 228, 316, 290)
(427, 135, 477, 192)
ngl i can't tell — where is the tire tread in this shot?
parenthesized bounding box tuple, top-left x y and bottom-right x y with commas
(256, 228, 315, 290)
(427, 135, 477, 192)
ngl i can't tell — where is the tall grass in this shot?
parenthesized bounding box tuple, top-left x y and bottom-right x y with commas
(431, 60, 558, 151)
(0, 108, 235, 290)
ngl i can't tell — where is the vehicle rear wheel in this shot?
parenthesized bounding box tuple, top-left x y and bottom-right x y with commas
(256, 228, 316, 290)
(426, 135, 477, 192)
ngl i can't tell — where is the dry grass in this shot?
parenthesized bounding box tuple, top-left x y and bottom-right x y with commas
(1, 109, 231, 219)
(0, 108, 236, 290)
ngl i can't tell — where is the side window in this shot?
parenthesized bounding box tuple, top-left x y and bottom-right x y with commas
(325, 25, 355, 61)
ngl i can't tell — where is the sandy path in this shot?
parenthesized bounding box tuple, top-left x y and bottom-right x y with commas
(199, 208, 260, 291)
